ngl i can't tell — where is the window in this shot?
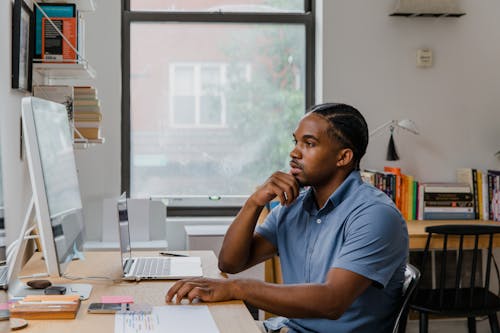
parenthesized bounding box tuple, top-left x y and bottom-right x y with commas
(170, 62, 235, 127)
(122, 0, 314, 198)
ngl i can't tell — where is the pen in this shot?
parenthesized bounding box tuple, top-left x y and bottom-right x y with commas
(159, 252, 189, 257)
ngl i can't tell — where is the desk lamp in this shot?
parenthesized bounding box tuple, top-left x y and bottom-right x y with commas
(369, 119, 419, 160)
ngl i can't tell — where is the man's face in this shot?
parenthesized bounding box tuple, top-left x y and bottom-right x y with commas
(289, 113, 345, 187)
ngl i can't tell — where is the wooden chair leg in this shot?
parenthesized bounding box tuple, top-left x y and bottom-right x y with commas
(419, 312, 428, 333)
(467, 317, 476, 333)
(488, 313, 500, 333)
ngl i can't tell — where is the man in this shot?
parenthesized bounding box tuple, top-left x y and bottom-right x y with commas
(166, 103, 409, 333)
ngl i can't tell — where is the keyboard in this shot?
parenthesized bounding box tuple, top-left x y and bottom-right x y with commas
(0, 265, 7, 288)
(134, 258, 171, 277)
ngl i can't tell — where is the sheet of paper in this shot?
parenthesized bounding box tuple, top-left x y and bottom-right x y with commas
(114, 305, 220, 333)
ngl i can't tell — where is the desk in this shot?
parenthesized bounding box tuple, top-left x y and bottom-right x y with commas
(14, 251, 260, 333)
(407, 220, 500, 250)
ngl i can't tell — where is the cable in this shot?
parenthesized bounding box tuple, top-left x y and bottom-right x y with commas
(62, 273, 121, 283)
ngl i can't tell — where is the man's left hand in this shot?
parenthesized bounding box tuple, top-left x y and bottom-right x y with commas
(165, 277, 237, 304)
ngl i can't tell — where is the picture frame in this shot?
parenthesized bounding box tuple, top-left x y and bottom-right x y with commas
(12, 0, 34, 92)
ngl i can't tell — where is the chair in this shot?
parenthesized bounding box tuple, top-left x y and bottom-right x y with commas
(392, 263, 421, 333)
(410, 224, 500, 333)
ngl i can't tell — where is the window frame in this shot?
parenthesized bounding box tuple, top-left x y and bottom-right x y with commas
(121, 0, 315, 195)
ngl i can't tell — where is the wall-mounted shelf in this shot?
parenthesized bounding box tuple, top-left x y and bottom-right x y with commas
(390, 12, 465, 17)
(33, 62, 96, 81)
(74, 137, 105, 149)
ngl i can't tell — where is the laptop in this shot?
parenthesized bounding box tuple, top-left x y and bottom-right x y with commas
(116, 194, 203, 281)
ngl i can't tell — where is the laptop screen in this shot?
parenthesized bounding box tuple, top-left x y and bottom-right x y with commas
(117, 193, 132, 269)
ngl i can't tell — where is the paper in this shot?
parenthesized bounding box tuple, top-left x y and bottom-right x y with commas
(114, 305, 220, 333)
(102, 296, 134, 304)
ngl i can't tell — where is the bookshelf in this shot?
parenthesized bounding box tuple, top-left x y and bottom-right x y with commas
(30, 0, 103, 148)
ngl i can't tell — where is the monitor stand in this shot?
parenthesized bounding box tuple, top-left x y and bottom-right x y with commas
(8, 279, 92, 300)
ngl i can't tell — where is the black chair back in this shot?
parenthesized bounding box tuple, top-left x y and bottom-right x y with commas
(392, 263, 421, 333)
(421, 225, 500, 312)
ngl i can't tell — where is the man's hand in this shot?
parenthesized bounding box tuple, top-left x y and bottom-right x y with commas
(165, 278, 238, 304)
(250, 171, 300, 207)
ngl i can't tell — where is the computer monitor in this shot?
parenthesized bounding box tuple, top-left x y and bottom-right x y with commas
(9, 97, 90, 298)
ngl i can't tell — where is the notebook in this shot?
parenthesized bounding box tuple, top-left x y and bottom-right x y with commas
(116, 194, 203, 281)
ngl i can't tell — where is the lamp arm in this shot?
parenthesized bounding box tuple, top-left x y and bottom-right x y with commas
(369, 120, 396, 137)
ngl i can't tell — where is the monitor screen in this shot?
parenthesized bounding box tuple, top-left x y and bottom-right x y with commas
(21, 97, 85, 277)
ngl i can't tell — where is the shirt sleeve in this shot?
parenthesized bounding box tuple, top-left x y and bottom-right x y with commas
(255, 205, 281, 249)
(331, 204, 408, 288)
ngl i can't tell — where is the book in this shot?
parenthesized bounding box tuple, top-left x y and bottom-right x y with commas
(74, 127, 100, 140)
(42, 17, 77, 62)
(423, 192, 473, 201)
(384, 166, 402, 212)
(487, 170, 500, 221)
(423, 212, 475, 220)
(456, 168, 479, 219)
(33, 85, 73, 106)
(32, 85, 73, 120)
(9, 294, 80, 320)
(73, 99, 99, 107)
(73, 112, 102, 121)
(421, 182, 471, 193)
(423, 207, 474, 213)
(34, 3, 76, 60)
(424, 201, 473, 207)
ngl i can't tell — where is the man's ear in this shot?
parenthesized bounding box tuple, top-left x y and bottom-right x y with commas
(337, 148, 354, 167)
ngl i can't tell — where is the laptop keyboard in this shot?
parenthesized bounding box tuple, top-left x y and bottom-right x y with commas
(135, 258, 171, 277)
(0, 265, 7, 288)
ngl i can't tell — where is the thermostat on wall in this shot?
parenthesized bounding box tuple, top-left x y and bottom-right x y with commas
(417, 48, 433, 68)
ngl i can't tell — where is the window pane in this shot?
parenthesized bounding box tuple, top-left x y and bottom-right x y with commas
(130, 22, 306, 196)
(130, 0, 304, 13)
(200, 95, 222, 124)
(173, 96, 196, 124)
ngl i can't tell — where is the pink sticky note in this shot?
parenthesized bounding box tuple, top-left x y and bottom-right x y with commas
(101, 296, 134, 304)
(0, 303, 8, 310)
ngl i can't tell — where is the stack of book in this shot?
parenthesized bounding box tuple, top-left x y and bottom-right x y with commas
(419, 183, 474, 220)
(361, 167, 418, 221)
(73, 86, 102, 141)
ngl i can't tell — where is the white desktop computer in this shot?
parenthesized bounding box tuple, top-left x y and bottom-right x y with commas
(8, 97, 91, 299)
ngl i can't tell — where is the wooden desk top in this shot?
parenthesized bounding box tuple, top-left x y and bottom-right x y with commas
(13, 251, 259, 333)
(407, 220, 500, 250)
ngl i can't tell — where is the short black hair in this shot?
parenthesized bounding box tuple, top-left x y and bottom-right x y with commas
(308, 103, 369, 170)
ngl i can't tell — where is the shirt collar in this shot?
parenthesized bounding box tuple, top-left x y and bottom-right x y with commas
(302, 170, 363, 214)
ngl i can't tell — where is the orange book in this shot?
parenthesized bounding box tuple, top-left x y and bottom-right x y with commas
(41, 17, 77, 62)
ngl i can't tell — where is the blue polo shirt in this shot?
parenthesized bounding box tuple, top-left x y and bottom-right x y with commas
(255, 170, 409, 333)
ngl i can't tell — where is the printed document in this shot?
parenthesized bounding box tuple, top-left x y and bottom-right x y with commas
(115, 305, 220, 333)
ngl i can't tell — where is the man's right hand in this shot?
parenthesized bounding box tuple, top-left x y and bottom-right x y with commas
(250, 171, 300, 207)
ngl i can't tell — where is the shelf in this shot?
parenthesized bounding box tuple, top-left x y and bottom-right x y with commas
(38, 0, 96, 12)
(73, 137, 105, 149)
(33, 62, 96, 81)
(390, 12, 465, 17)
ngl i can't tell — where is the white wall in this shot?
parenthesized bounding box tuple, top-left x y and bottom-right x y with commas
(73, 0, 122, 241)
(0, 0, 33, 246)
(321, 0, 500, 181)
(1, 1, 500, 245)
